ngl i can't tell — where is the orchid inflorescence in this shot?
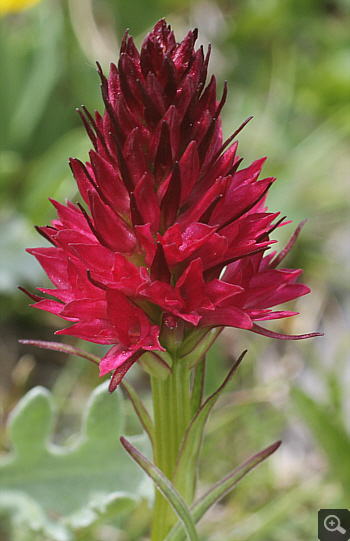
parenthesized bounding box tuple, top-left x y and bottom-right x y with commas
(21, 20, 319, 392)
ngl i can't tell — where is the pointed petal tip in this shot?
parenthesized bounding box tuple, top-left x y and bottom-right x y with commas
(252, 323, 324, 340)
(108, 369, 124, 392)
(108, 381, 117, 393)
(107, 352, 141, 392)
(264, 439, 282, 456)
(96, 61, 103, 75)
(18, 286, 43, 302)
(235, 349, 248, 367)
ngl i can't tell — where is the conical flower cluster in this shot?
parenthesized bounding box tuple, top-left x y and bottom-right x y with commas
(23, 20, 317, 387)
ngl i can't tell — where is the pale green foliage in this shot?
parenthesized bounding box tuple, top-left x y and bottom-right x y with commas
(0, 381, 151, 540)
(291, 387, 350, 502)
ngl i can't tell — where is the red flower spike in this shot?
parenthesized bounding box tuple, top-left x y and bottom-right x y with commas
(89, 150, 129, 214)
(269, 219, 307, 269)
(23, 20, 321, 389)
(133, 173, 160, 233)
(138, 76, 163, 127)
(88, 191, 136, 253)
(76, 108, 98, 151)
(18, 286, 44, 303)
(81, 106, 113, 162)
(153, 120, 173, 183)
(178, 140, 200, 205)
(34, 225, 57, 246)
(69, 158, 97, 205)
(151, 242, 171, 284)
(160, 162, 181, 230)
(110, 134, 134, 194)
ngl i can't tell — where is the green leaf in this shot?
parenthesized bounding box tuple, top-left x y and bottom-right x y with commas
(121, 437, 199, 541)
(190, 357, 206, 417)
(7, 1, 64, 147)
(172, 351, 246, 501)
(121, 379, 155, 445)
(21, 128, 90, 224)
(291, 387, 350, 501)
(165, 440, 281, 541)
(0, 491, 70, 541)
(227, 474, 323, 541)
(0, 381, 152, 540)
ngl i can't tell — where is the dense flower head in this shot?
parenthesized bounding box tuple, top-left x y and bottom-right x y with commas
(23, 20, 318, 387)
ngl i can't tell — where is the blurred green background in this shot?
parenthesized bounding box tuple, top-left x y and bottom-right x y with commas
(0, 0, 349, 540)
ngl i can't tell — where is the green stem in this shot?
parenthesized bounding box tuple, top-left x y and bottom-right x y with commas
(150, 355, 193, 541)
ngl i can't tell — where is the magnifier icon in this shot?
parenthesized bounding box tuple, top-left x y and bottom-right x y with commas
(324, 515, 346, 534)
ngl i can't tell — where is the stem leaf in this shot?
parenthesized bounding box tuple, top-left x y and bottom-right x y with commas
(165, 440, 281, 541)
(173, 351, 247, 499)
(121, 379, 155, 445)
(190, 356, 206, 416)
(120, 437, 198, 541)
